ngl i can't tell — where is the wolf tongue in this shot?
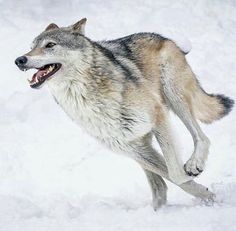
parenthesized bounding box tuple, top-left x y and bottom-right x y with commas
(30, 69, 47, 84)
(36, 69, 47, 78)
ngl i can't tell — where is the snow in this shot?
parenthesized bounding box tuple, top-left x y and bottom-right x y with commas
(0, 0, 236, 230)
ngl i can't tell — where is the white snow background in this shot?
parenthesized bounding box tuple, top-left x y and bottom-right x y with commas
(0, 0, 235, 230)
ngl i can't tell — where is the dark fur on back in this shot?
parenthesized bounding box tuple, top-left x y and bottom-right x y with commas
(100, 32, 167, 57)
(93, 41, 139, 82)
(100, 32, 190, 57)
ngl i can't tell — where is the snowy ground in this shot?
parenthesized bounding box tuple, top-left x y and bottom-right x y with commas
(0, 0, 236, 230)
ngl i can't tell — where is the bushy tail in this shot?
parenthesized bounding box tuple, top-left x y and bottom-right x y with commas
(193, 88, 234, 124)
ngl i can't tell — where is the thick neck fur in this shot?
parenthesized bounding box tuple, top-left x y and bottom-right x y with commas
(46, 44, 128, 147)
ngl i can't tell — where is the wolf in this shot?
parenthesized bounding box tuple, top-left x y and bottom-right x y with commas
(15, 18, 234, 210)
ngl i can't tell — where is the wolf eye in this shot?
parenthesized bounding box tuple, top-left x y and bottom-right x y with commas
(45, 42, 56, 48)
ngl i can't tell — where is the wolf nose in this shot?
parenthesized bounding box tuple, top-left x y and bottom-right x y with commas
(15, 56, 28, 67)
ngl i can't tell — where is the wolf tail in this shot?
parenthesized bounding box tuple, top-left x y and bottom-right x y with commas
(193, 87, 234, 124)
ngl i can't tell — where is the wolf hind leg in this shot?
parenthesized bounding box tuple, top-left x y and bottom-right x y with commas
(152, 106, 192, 184)
(143, 169, 167, 210)
(160, 62, 210, 177)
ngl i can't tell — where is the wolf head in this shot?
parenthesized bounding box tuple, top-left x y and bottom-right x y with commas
(15, 18, 90, 89)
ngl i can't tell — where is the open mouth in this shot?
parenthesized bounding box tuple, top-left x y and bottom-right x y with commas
(28, 63, 61, 88)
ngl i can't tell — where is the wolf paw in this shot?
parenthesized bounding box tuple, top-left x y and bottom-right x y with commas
(184, 157, 205, 176)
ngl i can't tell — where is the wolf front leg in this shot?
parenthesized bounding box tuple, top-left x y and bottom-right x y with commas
(152, 108, 192, 185)
(143, 169, 167, 210)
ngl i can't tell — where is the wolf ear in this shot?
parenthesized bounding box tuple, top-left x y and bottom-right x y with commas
(45, 23, 59, 31)
(70, 18, 87, 35)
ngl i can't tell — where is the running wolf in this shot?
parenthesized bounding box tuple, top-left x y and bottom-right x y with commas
(15, 18, 234, 209)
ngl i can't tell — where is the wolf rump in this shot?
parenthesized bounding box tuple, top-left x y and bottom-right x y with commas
(15, 18, 234, 209)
